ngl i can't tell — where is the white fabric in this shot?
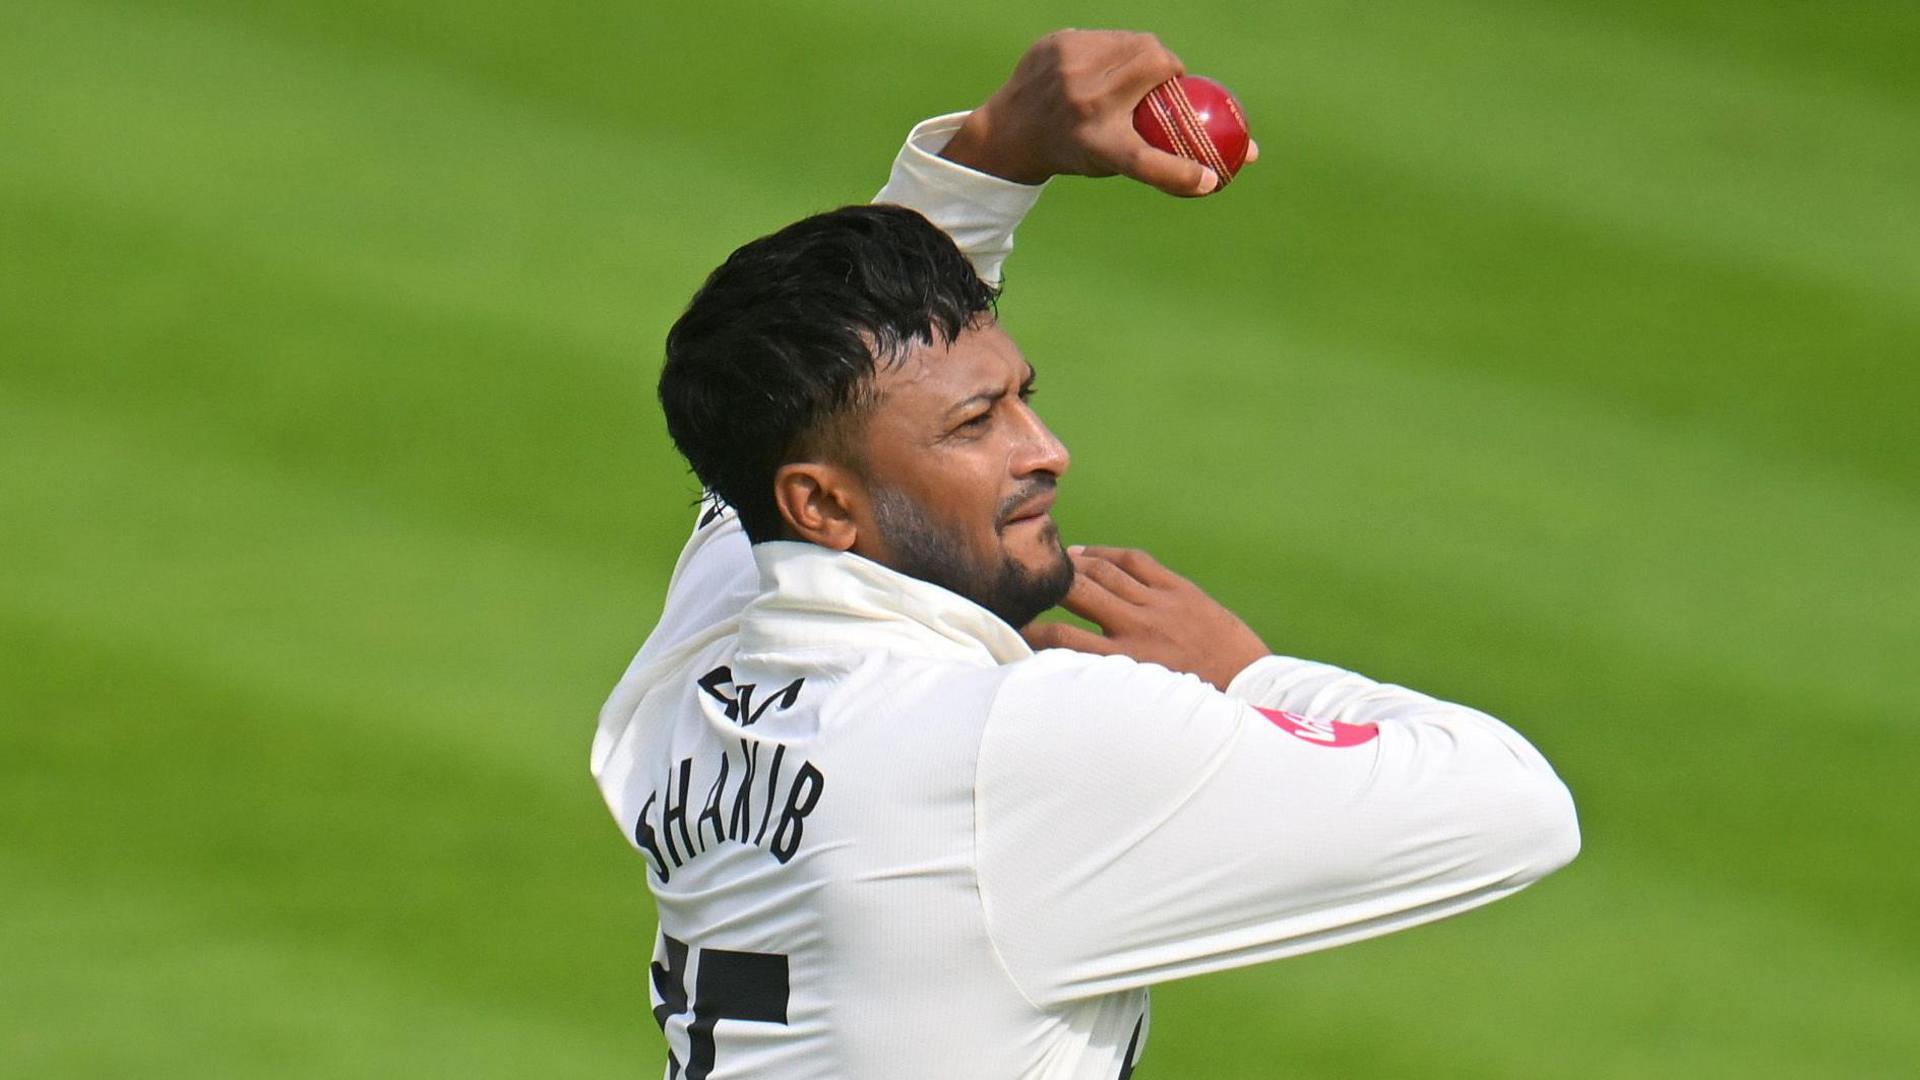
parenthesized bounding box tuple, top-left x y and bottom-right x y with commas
(873, 112, 1048, 286)
(593, 118, 1579, 1079)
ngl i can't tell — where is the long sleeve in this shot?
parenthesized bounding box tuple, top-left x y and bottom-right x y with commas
(974, 650, 1579, 1007)
(873, 112, 1049, 286)
(1224, 653, 1567, 780)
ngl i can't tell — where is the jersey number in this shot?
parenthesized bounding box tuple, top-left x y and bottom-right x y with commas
(651, 933, 790, 1080)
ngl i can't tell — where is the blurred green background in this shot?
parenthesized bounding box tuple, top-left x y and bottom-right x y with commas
(4, 0, 1916, 1075)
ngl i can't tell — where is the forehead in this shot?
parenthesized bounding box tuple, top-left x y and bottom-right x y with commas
(869, 321, 1031, 418)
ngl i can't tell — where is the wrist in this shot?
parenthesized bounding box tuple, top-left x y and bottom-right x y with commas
(1200, 649, 1266, 693)
(938, 108, 1050, 186)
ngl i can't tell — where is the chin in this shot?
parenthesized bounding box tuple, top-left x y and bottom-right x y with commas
(990, 529, 1073, 628)
(1011, 523, 1067, 571)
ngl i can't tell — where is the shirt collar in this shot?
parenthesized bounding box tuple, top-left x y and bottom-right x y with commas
(738, 541, 1033, 667)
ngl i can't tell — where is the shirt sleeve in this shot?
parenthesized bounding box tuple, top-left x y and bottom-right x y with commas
(872, 112, 1049, 286)
(973, 650, 1580, 1007)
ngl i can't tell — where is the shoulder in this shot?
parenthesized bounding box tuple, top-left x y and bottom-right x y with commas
(994, 648, 1240, 735)
(979, 649, 1251, 802)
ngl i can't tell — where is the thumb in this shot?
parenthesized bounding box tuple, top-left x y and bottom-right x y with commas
(1021, 622, 1121, 655)
(1120, 142, 1218, 198)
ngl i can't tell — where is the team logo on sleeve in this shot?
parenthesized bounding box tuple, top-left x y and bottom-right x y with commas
(1254, 706, 1378, 747)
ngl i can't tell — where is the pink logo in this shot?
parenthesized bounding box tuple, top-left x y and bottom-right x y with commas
(1254, 707, 1378, 748)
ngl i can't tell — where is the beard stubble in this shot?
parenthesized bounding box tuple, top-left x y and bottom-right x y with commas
(869, 482, 1073, 629)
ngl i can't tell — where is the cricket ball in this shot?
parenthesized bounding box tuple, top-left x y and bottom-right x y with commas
(1131, 76, 1251, 193)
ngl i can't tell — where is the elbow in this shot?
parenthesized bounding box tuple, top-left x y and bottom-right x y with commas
(1502, 775, 1581, 885)
(1447, 767, 1579, 891)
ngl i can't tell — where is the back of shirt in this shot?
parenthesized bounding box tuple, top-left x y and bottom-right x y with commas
(593, 506, 1148, 1079)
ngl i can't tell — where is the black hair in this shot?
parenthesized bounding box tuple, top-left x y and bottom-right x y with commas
(658, 203, 999, 542)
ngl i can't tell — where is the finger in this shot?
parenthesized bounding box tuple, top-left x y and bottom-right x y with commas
(1245, 138, 1260, 164)
(1076, 545, 1182, 587)
(1056, 566, 1134, 629)
(1022, 621, 1121, 655)
(1117, 141, 1217, 197)
(1105, 38, 1184, 102)
(1071, 551, 1151, 604)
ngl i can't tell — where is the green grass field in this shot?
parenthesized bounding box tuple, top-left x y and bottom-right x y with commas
(4, 1, 1916, 1075)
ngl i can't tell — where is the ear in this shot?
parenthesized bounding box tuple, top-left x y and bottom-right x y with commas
(773, 462, 862, 551)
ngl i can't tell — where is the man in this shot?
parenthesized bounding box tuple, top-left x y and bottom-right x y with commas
(594, 31, 1578, 1079)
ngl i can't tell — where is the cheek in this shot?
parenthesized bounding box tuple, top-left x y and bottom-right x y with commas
(912, 451, 1004, 517)
(873, 440, 1016, 546)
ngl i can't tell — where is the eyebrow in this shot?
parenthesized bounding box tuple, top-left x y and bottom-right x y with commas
(945, 364, 1038, 418)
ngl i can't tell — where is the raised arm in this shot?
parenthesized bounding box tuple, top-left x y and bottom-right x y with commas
(938, 29, 1226, 196)
(876, 29, 1251, 285)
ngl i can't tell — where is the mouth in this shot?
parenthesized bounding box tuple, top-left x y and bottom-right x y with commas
(1000, 490, 1057, 529)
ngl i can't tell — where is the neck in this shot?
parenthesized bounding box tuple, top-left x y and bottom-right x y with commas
(738, 542, 1033, 667)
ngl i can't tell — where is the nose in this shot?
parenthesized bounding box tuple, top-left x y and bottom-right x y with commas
(1009, 401, 1071, 479)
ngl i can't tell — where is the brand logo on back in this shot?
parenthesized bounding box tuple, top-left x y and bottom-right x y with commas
(1254, 706, 1378, 747)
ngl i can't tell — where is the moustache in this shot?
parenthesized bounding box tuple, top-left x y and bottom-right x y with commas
(996, 478, 1058, 529)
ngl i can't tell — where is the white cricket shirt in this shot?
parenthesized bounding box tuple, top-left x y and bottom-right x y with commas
(592, 115, 1580, 1079)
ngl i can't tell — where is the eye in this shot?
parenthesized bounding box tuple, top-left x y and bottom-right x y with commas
(957, 411, 992, 431)
(1019, 382, 1037, 401)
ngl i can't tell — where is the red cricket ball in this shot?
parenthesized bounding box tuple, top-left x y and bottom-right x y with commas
(1131, 76, 1251, 193)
